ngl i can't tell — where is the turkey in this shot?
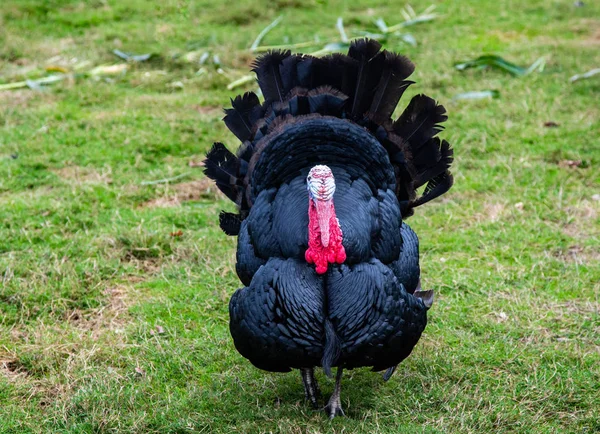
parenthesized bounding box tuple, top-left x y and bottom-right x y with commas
(204, 39, 453, 418)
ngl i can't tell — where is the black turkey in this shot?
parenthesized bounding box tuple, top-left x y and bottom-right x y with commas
(204, 39, 453, 418)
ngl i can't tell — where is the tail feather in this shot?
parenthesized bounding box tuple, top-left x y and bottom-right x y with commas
(223, 92, 263, 142)
(203, 142, 240, 203)
(307, 86, 348, 116)
(347, 38, 385, 118)
(313, 53, 353, 92)
(252, 50, 291, 103)
(413, 139, 453, 188)
(296, 56, 316, 88)
(410, 170, 454, 209)
(369, 51, 415, 118)
(393, 95, 447, 147)
(391, 95, 452, 215)
(279, 55, 303, 94)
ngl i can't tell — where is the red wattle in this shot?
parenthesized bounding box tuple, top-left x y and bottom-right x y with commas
(305, 199, 346, 274)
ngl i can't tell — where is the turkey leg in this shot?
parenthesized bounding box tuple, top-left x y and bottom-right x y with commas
(325, 367, 345, 419)
(300, 368, 320, 408)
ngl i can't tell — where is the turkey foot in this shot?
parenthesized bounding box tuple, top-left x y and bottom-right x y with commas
(300, 368, 320, 409)
(325, 367, 345, 419)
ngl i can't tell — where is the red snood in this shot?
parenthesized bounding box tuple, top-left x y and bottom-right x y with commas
(305, 198, 346, 274)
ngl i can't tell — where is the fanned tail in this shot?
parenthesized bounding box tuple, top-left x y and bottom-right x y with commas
(204, 38, 454, 235)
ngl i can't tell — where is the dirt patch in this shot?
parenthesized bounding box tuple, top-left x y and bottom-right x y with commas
(488, 30, 524, 43)
(141, 178, 223, 208)
(0, 90, 35, 108)
(53, 165, 113, 185)
(580, 25, 600, 46)
(0, 357, 28, 381)
(193, 105, 223, 117)
(0, 278, 142, 406)
(91, 110, 121, 121)
(0, 90, 57, 110)
(473, 201, 507, 223)
(553, 245, 600, 265)
(562, 199, 599, 239)
(63, 284, 132, 339)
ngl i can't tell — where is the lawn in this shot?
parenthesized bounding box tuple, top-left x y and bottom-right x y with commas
(0, 0, 599, 432)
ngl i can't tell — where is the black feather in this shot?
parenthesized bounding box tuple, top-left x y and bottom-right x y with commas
(312, 53, 353, 92)
(252, 50, 291, 103)
(307, 85, 348, 116)
(413, 139, 453, 188)
(321, 318, 340, 378)
(237, 140, 255, 164)
(203, 142, 240, 203)
(347, 38, 384, 118)
(393, 95, 447, 147)
(223, 92, 262, 142)
(410, 171, 454, 209)
(279, 55, 302, 95)
(369, 51, 415, 119)
(288, 93, 310, 117)
(219, 211, 242, 236)
(295, 56, 316, 88)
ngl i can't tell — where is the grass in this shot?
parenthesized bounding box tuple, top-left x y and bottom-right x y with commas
(0, 0, 599, 432)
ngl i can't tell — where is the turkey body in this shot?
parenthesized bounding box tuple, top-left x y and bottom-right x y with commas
(204, 38, 453, 417)
(230, 164, 426, 373)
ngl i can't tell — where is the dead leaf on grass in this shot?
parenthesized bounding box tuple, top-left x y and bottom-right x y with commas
(558, 160, 582, 168)
(141, 179, 222, 208)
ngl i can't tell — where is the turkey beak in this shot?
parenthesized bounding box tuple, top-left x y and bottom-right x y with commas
(315, 198, 332, 247)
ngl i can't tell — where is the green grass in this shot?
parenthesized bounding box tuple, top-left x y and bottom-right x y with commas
(1, 0, 599, 432)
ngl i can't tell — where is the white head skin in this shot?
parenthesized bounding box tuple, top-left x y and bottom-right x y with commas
(307, 165, 336, 247)
(307, 165, 336, 201)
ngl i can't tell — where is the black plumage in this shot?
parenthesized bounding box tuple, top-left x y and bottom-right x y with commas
(203, 142, 240, 203)
(223, 92, 263, 142)
(204, 39, 454, 418)
(369, 51, 415, 118)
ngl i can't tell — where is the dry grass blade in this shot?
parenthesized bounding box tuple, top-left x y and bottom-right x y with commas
(252, 40, 317, 53)
(337, 17, 349, 43)
(250, 16, 283, 52)
(227, 74, 255, 90)
(87, 64, 128, 76)
(113, 49, 153, 62)
(140, 172, 192, 186)
(452, 90, 500, 100)
(0, 74, 66, 91)
(569, 67, 600, 82)
(384, 4, 438, 32)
